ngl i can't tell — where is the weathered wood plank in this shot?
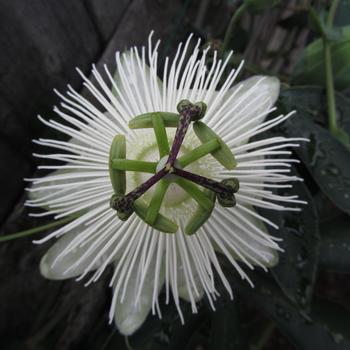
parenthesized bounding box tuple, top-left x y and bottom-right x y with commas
(84, 0, 131, 42)
(0, 1, 187, 347)
(0, 0, 102, 223)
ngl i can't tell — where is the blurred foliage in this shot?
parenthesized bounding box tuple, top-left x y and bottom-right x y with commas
(292, 25, 350, 89)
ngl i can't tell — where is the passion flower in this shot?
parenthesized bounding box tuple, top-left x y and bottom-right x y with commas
(26, 33, 306, 335)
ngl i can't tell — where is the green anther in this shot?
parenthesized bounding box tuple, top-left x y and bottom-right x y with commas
(185, 189, 216, 235)
(193, 121, 236, 170)
(109, 135, 126, 194)
(110, 194, 134, 221)
(178, 138, 221, 168)
(134, 199, 178, 233)
(177, 99, 192, 113)
(217, 178, 239, 207)
(176, 178, 213, 211)
(193, 102, 207, 120)
(152, 114, 170, 158)
(112, 159, 157, 173)
(145, 180, 169, 225)
(176, 100, 207, 121)
(128, 112, 179, 129)
(217, 192, 236, 207)
(221, 178, 239, 193)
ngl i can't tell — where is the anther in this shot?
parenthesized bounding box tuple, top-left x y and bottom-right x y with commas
(110, 194, 134, 221)
(110, 167, 169, 219)
(217, 178, 239, 207)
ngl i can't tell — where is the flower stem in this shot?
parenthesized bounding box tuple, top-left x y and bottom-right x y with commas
(0, 213, 81, 243)
(177, 138, 221, 168)
(125, 336, 133, 350)
(112, 159, 157, 173)
(324, 43, 337, 133)
(152, 114, 170, 157)
(252, 322, 275, 350)
(323, 0, 339, 136)
(327, 0, 339, 27)
(221, 2, 247, 55)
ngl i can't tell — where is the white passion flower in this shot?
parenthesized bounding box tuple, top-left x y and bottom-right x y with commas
(26, 33, 306, 336)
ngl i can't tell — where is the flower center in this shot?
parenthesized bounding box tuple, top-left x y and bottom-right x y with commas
(109, 100, 240, 235)
(133, 145, 191, 207)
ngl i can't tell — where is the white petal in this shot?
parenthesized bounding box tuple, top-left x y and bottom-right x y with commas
(113, 255, 165, 336)
(212, 75, 280, 146)
(213, 205, 279, 268)
(228, 75, 279, 105)
(114, 49, 163, 114)
(28, 168, 71, 203)
(228, 75, 279, 124)
(177, 262, 204, 303)
(40, 226, 110, 280)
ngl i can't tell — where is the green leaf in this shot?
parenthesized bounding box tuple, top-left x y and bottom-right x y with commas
(308, 8, 327, 38)
(292, 26, 350, 90)
(318, 215, 350, 273)
(308, 8, 342, 42)
(231, 272, 350, 350)
(270, 172, 320, 311)
(313, 191, 343, 223)
(278, 88, 350, 215)
(312, 299, 350, 341)
(334, 0, 350, 27)
(279, 86, 350, 136)
(208, 301, 247, 350)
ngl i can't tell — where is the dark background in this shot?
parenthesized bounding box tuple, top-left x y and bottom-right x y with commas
(1, 1, 349, 349)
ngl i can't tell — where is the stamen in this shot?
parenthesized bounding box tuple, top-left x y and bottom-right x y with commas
(145, 180, 170, 225)
(112, 159, 157, 173)
(177, 138, 221, 168)
(110, 167, 168, 220)
(152, 114, 170, 157)
(176, 178, 214, 211)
